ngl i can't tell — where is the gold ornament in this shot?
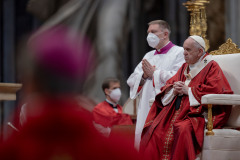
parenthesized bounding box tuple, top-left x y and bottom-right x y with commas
(183, 0, 210, 51)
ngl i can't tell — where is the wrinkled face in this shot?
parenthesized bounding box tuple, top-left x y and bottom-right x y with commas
(183, 38, 203, 65)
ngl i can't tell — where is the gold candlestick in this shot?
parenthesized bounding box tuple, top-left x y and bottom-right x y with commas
(183, 0, 210, 51)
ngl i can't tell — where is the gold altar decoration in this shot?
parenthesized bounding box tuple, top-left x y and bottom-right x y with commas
(209, 38, 240, 55)
(183, 0, 210, 51)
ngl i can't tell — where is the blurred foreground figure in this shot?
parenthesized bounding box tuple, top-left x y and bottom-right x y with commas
(19, 26, 92, 125)
(0, 27, 141, 160)
(93, 77, 133, 137)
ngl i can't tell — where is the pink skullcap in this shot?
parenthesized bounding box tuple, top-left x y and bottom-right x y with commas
(29, 27, 92, 80)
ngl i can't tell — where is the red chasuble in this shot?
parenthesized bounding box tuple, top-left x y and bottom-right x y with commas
(140, 60, 233, 160)
(93, 101, 133, 127)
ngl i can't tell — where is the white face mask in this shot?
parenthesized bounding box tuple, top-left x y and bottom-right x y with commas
(147, 32, 160, 48)
(109, 88, 121, 102)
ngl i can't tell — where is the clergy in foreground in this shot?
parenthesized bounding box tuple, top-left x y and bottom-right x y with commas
(140, 35, 233, 160)
(93, 78, 133, 136)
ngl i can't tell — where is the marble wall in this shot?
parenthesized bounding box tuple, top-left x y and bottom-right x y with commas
(225, 0, 240, 47)
(206, 0, 226, 51)
(206, 0, 240, 51)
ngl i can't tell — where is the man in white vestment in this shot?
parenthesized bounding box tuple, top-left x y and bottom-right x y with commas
(127, 20, 185, 150)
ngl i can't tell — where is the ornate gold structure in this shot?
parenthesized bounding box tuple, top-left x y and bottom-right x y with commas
(210, 38, 240, 55)
(183, 0, 210, 51)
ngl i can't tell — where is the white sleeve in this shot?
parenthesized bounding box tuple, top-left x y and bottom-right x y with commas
(188, 88, 200, 106)
(153, 49, 185, 92)
(161, 88, 175, 106)
(127, 60, 144, 99)
(93, 122, 111, 137)
(153, 70, 164, 93)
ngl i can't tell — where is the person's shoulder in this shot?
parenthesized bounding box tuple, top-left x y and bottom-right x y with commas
(210, 59, 222, 70)
(171, 45, 184, 52)
(117, 104, 123, 108)
(144, 50, 156, 57)
(205, 54, 219, 67)
(167, 45, 184, 58)
(211, 59, 218, 65)
(94, 101, 107, 110)
(93, 101, 113, 115)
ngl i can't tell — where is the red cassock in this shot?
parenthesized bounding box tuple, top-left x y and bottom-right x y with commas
(93, 101, 133, 127)
(140, 60, 233, 160)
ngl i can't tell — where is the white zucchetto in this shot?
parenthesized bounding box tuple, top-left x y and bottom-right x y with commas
(189, 35, 206, 50)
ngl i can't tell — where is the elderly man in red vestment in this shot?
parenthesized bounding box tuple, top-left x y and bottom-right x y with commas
(93, 77, 133, 136)
(140, 35, 233, 160)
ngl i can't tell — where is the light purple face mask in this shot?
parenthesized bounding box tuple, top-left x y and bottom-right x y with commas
(109, 88, 121, 102)
(146, 32, 164, 48)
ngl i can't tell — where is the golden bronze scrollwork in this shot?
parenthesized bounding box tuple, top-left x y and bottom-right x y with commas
(209, 38, 240, 55)
(183, 0, 210, 51)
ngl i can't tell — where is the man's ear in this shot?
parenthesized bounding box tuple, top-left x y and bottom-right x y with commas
(164, 31, 168, 38)
(198, 48, 204, 57)
(104, 88, 110, 95)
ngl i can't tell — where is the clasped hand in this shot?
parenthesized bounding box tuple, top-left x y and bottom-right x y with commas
(142, 59, 155, 79)
(173, 81, 189, 95)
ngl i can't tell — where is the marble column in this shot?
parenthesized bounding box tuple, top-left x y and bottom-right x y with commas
(2, 0, 17, 141)
(206, 0, 225, 51)
(225, 0, 240, 46)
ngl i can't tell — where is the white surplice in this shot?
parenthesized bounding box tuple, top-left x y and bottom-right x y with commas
(127, 45, 185, 150)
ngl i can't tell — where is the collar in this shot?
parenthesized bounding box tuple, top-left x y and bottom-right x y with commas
(154, 41, 175, 55)
(184, 53, 212, 86)
(105, 99, 117, 108)
(189, 52, 206, 71)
